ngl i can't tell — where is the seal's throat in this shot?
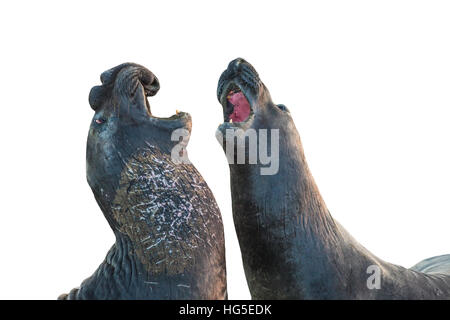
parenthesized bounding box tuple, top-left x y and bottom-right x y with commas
(110, 146, 219, 275)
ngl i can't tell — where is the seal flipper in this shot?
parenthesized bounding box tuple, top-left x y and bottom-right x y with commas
(411, 254, 450, 275)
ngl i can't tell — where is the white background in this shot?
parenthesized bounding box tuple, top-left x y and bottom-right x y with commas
(1, 1, 449, 299)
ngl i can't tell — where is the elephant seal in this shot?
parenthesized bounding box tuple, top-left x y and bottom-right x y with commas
(216, 58, 450, 299)
(59, 63, 226, 300)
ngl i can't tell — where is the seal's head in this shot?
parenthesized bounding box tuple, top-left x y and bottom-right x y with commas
(216, 58, 290, 134)
(216, 58, 294, 176)
(86, 63, 191, 222)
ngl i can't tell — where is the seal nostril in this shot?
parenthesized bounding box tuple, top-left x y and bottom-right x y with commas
(228, 58, 246, 73)
(142, 75, 160, 96)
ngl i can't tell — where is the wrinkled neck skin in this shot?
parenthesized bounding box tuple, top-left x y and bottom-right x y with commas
(227, 97, 450, 300)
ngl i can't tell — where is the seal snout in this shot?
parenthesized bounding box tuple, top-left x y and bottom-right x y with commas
(217, 58, 261, 125)
(227, 58, 259, 78)
(114, 64, 160, 99)
(99, 63, 159, 95)
(137, 67, 160, 97)
(227, 57, 245, 74)
(89, 62, 188, 126)
(89, 63, 160, 111)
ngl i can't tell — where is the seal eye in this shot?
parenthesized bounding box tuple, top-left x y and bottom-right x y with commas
(95, 118, 106, 124)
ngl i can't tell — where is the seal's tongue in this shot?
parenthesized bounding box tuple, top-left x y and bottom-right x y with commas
(228, 91, 250, 122)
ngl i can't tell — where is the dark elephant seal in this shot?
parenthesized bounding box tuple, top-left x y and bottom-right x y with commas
(216, 57, 450, 299)
(59, 63, 226, 300)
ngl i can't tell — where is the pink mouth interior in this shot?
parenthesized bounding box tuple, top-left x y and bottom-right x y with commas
(228, 91, 251, 122)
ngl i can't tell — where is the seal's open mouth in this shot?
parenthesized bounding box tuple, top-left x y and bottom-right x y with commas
(222, 83, 251, 123)
(219, 82, 254, 124)
(89, 63, 189, 126)
(144, 90, 186, 121)
(217, 58, 261, 126)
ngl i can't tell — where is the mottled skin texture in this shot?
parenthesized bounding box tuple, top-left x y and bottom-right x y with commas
(59, 63, 226, 300)
(216, 58, 450, 299)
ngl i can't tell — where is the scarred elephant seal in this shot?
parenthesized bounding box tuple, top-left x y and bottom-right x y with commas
(59, 63, 227, 300)
(216, 57, 450, 299)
